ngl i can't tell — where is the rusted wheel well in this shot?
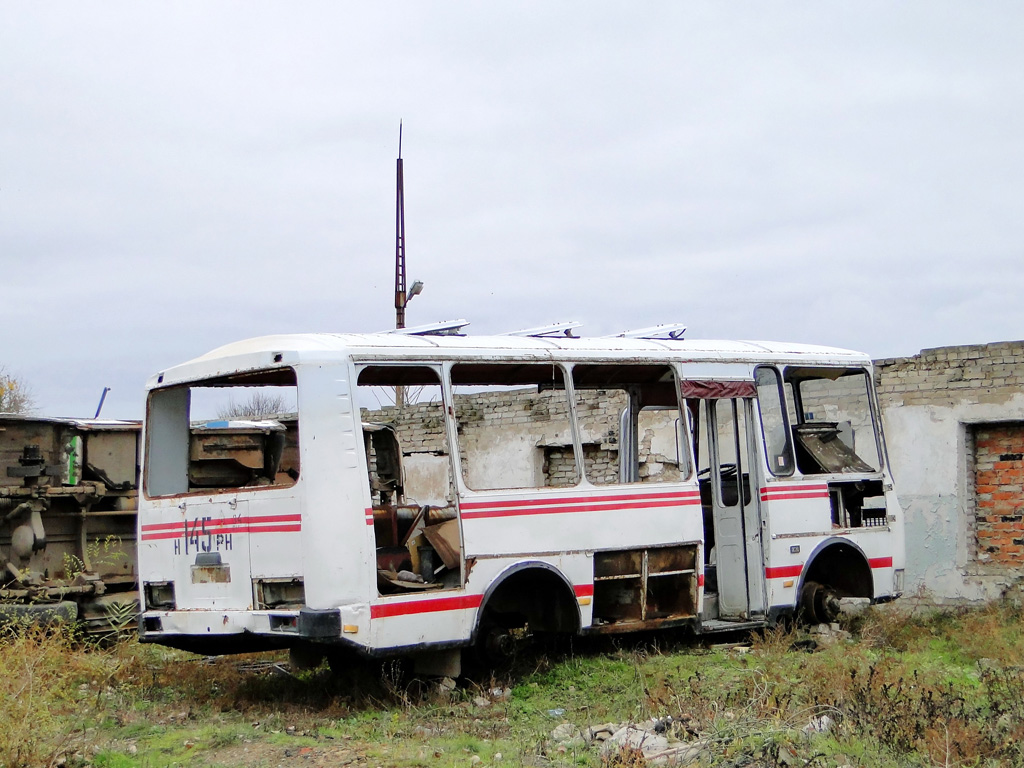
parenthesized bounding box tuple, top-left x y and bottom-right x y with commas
(474, 564, 580, 640)
(802, 541, 873, 599)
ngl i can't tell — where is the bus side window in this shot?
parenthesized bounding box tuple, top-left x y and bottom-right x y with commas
(754, 366, 795, 476)
(785, 368, 881, 474)
(449, 363, 577, 491)
(572, 364, 691, 485)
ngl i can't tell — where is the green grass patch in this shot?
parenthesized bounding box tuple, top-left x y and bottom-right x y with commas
(6, 601, 1024, 766)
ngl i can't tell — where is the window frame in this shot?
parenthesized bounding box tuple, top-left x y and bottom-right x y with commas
(143, 366, 301, 499)
(754, 365, 795, 478)
(570, 361, 694, 487)
(447, 360, 581, 493)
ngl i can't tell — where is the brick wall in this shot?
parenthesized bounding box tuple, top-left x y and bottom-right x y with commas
(973, 424, 1024, 566)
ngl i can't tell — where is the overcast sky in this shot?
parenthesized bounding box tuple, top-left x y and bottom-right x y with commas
(2, 2, 1023, 419)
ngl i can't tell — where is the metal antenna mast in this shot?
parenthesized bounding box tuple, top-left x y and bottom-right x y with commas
(394, 121, 407, 330)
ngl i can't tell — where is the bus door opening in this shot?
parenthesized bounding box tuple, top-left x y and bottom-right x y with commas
(690, 385, 766, 621)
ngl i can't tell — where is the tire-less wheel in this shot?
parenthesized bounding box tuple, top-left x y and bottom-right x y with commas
(799, 580, 841, 625)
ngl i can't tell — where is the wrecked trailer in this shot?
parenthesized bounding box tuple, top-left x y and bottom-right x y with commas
(0, 414, 140, 634)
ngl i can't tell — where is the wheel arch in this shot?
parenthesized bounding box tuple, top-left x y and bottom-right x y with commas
(471, 560, 582, 643)
(798, 536, 874, 600)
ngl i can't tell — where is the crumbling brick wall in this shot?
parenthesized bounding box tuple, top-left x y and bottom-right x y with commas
(361, 388, 634, 487)
(875, 341, 1024, 407)
(971, 424, 1024, 566)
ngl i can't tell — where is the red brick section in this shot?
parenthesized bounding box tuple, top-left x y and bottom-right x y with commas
(975, 424, 1024, 564)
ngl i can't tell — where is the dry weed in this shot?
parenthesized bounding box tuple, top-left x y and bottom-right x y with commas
(0, 622, 125, 768)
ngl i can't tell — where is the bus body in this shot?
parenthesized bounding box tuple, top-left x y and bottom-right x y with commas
(137, 331, 904, 669)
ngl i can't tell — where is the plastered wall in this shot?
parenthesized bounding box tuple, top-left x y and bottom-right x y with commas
(876, 340, 1024, 602)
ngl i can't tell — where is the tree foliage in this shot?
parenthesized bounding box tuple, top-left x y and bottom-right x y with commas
(0, 367, 34, 414)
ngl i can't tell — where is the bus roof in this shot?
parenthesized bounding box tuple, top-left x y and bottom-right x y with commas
(149, 332, 872, 390)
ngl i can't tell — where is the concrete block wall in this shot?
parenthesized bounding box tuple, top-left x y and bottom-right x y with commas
(875, 340, 1024, 602)
(876, 341, 1024, 407)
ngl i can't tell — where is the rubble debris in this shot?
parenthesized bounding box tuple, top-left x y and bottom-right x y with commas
(802, 714, 834, 734)
(437, 677, 457, 692)
(808, 622, 852, 646)
(550, 718, 710, 766)
(550, 723, 586, 748)
(599, 725, 669, 757)
(838, 596, 871, 616)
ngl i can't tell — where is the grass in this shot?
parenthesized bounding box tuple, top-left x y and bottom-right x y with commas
(3, 602, 1024, 767)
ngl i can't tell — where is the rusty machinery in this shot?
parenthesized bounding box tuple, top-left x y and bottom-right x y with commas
(0, 415, 140, 634)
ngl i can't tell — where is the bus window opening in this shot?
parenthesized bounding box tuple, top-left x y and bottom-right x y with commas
(144, 369, 299, 497)
(450, 362, 576, 491)
(571, 364, 691, 485)
(356, 365, 461, 595)
(783, 366, 888, 529)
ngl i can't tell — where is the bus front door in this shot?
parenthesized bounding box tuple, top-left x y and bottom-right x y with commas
(707, 398, 767, 620)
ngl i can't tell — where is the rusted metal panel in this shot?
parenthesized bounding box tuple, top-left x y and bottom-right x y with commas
(191, 564, 231, 584)
(0, 415, 141, 633)
(594, 550, 642, 579)
(593, 545, 699, 627)
(793, 423, 875, 474)
(680, 380, 757, 399)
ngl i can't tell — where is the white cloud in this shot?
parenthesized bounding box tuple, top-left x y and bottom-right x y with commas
(2, 2, 1024, 417)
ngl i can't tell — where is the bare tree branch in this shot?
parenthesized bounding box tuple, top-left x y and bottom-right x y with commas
(216, 391, 288, 420)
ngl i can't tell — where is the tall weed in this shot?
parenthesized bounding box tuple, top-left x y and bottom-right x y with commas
(0, 622, 126, 768)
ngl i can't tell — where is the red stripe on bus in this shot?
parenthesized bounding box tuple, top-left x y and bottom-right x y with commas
(459, 490, 700, 511)
(140, 517, 301, 541)
(372, 586, 595, 618)
(765, 564, 803, 579)
(139, 530, 186, 541)
(140, 522, 187, 533)
(371, 594, 484, 619)
(698, 574, 705, 587)
(142, 518, 299, 536)
(139, 521, 302, 537)
(463, 497, 700, 520)
(761, 484, 829, 493)
(141, 525, 301, 541)
(766, 557, 892, 580)
(759, 491, 829, 502)
(761, 487, 829, 495)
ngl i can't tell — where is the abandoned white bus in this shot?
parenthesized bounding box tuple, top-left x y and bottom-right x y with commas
(137, 325, 905, 672)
